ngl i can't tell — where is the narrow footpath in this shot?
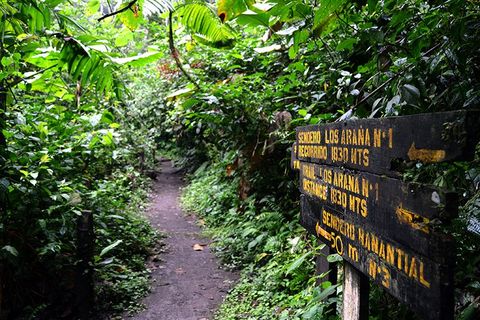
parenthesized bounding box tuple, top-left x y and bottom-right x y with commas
(131, 161, 237, 320)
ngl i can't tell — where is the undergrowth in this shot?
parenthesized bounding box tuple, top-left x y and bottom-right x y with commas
(93, 172, 159, 316)
(181, 161, 340, 320)
(1, 85, 159, 318)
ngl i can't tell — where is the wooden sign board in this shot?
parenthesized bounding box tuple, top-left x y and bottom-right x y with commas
(300, 194, 454, 320)
(294, 110, 479, 177)
(297, 162, 457, 258)
(292, 110, 480, 320)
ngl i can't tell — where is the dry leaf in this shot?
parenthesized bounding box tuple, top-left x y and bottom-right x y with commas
(175, 268, 184, 274)
(193, 244, 204, 251)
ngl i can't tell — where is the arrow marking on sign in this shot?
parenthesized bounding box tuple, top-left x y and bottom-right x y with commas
(315, 222, 332, 241)
(396, 204, 430, 234)
(407, 142, 446, 162)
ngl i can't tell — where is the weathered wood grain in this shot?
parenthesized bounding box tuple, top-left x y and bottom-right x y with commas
(297, 161, 457, 260)
(294, 110, 480, 176)
(300, 194, 455, 320)
(293, 111, 480, 320)
(343, 263, 369, 320)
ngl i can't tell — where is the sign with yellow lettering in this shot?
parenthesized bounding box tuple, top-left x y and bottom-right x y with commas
(292, 111, 480, 320)
(295, 110, 479, 176)
(300, 195, 454, 320)
(298, 162, 456, 256)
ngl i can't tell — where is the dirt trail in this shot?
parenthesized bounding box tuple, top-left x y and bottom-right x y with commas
(130, 161, 237, 320)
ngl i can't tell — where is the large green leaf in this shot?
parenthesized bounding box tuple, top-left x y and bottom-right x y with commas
(2, 245, 19, 257)
(99, 240, 123, 257)
(312, 0, 347, 37)
(217, 0, 254, 22)
(286, 251, 313, 274)
(177, 3, 236, 48)
(86, 0, 100, 16)
(112, 51, 163, 67)
(118, 0, 145, 30)
(16, 0, 53, 33)
(44, 35, 125, 95)
(236, 10, 269, 27)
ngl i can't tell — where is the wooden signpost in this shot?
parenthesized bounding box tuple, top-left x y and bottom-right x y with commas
(75, 210, 94, 319)
(291, 110, 480, 320)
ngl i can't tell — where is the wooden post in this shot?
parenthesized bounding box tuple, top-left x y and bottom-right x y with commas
(316, 245, 338, 286)
(343, 263, 369, 320)
(0, 263, 4, 319)
(316, 246, 338, 315)
(75, 210, 94, 319)
(293, 112, 480, 320)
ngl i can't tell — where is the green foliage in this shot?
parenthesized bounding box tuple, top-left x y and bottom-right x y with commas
(87, 0, 238, 49)
(217, 0, 254, 22)
(181, 162, 340, 319)
(0, 1, 130, 98)
(92, 174, 159, 315)
(177, 2, 237, 48)
(2, 0, 480, 318)
(0, 87, 159, 317)
(158, 0, 480, 318)
(0, 0, 163, 318)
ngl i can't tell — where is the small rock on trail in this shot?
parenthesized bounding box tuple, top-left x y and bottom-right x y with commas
(129, 161, 237, 320)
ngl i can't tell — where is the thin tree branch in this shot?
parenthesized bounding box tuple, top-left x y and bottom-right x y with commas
(335, 12, 358, 33)
(8, 64, 58, 87)
(353, 74, 399, 109)
(98, 0, 137, 22)
(168, 10, 200, 90)
(351, 41, 445, 112)
(8, 86, 17, 105)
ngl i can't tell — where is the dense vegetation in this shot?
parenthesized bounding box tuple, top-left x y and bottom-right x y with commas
(1, 0, 479, 319)
(0, 1, 163, 318)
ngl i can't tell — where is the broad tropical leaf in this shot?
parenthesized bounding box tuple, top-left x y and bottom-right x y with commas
(143, 0, 174, 16)
(99, 240, 123, 257)
(235, 10, 269, 27)
(112, 50, 163, 67)
(177, 2, 236, 48)
(86, 0, 100, 16)
(23, 35, 124, 96)
(312, 0, 348, 37)
(217, 0, 254, 22)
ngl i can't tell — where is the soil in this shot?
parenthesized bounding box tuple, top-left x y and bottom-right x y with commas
(129, 161, 238, 320)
